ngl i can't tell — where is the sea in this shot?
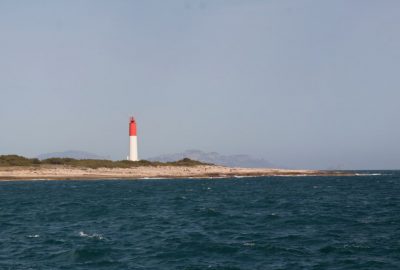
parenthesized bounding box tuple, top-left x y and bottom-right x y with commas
(0, 172, 399, 269)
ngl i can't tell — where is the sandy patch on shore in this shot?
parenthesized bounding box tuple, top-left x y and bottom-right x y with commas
(0, 165, 352, 180)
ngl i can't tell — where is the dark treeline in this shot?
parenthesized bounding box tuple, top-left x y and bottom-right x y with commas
(0, 155, 209, 169)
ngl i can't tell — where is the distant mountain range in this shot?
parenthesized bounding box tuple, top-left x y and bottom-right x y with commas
(149, 150, 273, 168)
(37, 151, 107, 160)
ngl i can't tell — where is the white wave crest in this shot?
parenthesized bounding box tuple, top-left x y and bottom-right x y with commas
(355, 173, 382, 176)
(79, 231, 104, 240)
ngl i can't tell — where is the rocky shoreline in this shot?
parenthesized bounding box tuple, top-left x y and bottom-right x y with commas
(0, 165, 354, 180)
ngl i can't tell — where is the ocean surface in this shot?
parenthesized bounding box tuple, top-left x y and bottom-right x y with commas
(0, 172, 399, 270)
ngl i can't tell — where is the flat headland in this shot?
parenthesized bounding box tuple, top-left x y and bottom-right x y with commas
(0, 155, 354, 180)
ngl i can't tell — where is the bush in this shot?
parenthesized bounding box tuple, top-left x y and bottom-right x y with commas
(0, 155, 41, 166)
(0, 155, 211, 168)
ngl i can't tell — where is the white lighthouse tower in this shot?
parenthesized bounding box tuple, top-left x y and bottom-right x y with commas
(129, 117, 138, 161)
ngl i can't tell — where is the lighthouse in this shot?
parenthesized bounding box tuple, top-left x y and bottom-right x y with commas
(129, 117, 138, 161)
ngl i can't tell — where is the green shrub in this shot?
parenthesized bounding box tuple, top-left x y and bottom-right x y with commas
(0, 155, 41, 166)
(0, 155, 211, 168)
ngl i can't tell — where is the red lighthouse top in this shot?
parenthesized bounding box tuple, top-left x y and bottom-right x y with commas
(129, 117, 137, 136)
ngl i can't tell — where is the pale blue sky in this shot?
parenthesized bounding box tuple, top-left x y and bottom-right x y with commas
(0, 0, 399, 169)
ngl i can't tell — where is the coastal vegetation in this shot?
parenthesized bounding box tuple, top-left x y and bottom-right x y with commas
(0, 155, 210, 169)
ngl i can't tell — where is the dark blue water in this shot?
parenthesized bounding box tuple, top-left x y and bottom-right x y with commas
(0, 173, 399, 269)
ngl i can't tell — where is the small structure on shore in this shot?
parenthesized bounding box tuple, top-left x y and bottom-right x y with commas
(128, 117, 138, 161)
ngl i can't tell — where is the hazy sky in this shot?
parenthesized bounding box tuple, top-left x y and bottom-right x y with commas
(1, 0, 399, 169)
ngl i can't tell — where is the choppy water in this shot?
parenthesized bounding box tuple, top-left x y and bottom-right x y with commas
(0, 172, 399, 269)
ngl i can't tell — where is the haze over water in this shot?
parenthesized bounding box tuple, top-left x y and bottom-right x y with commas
(1, 173, 399, 269)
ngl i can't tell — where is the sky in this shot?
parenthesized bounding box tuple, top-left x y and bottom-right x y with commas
(0, 0, 399, 169)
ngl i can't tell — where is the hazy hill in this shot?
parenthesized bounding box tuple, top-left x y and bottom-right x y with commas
(37, 150, 106, 160)
(149, 150, 273, 168)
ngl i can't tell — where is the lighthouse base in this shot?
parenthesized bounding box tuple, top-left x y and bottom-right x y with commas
(129, 136, 138, 161)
